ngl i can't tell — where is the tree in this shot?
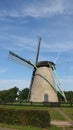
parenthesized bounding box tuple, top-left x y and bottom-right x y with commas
(57, 91, 65, 102)
(18, 88, 29, 101)
(0, 87, 19, 104)
(58, 91, 73, 102)
(65, 91, 73, 102)
(0, 90, 8, 104)
(7, 87, 19, 103)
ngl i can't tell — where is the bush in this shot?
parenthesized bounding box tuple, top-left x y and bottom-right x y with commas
(0, 108, 50, 128)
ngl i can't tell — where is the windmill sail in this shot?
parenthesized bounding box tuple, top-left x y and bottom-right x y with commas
(9, 51, 34, 68)
(35, 37, 41, 64)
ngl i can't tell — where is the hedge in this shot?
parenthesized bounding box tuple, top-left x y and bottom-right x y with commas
(0, 108, 50, 128)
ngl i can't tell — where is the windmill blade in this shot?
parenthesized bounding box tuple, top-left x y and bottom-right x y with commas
(9, 51, 34, 68)
(54, 52, 61, 64)
(35, 36, 41, 64)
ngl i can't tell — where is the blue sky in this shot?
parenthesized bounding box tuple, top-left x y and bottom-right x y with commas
(0, 0, 73, 91)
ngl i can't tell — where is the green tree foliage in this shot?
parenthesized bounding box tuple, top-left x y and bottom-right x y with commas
(18, 88, 29, 101)
(57, 92, 64, 102)
(58, 91, 73, 102)
(65, 91, 73, 102)
(0, 87, 19, 104)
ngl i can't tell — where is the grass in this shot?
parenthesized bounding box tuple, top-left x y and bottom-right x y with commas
(61, 103, 73, 107)
(0, 123, 62, 130)
(61, 107, 73, 120)
(0, 123, 73, 130)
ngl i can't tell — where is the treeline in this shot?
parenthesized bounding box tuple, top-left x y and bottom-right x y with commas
(0, 87, 73, 104)
(0, 87, 29, 104)
(58, 91, 73, 102)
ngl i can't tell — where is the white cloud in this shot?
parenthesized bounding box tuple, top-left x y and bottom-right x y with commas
(22, 0, 65, 18)
(0, 79, 30, 91)
(0, 0, 73, 18)
(22, 0, 73, 17)
(0, 35, 36, 52)
(0, 33, 73, 54)
(42, 41, 73, 52)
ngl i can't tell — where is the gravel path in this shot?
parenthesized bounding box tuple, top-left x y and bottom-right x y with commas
(51, 120, 72, 126)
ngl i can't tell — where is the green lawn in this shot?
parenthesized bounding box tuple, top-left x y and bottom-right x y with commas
(61, 107, 73, 120)
(0, 123, 62, 130)
(0, 123, 73, 130)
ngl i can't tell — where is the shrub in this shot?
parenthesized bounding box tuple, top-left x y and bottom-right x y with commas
(0, 108, 50, 128)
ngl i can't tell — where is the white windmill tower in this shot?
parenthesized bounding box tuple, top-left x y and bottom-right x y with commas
(9, 37, 67, 103)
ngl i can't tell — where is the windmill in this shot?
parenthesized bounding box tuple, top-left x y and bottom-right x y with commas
(9, 37, 67, 102)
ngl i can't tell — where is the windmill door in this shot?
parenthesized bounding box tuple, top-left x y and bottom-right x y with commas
(44, 94, 49, 102)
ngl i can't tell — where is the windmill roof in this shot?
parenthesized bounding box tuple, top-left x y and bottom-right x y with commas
(36, 61, 55, 70)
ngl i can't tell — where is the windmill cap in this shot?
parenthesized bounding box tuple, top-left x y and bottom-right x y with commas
(36, 61, 55, 70)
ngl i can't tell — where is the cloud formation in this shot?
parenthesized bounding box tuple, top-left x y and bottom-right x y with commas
(42, 41, 73, 52)
(0, 79, 29, 90)
(0, 0, 73, 18)
(0, 33, 73, 54)
(0, 34, 35, 52)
